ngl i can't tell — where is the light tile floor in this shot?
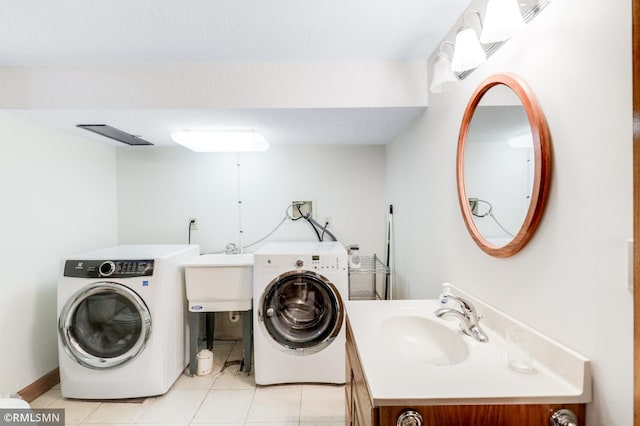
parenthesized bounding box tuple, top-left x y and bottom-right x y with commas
(32, 341, 345, 426)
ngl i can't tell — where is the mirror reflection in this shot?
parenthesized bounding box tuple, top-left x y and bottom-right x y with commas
(464, 85, 533, 247)
(456, 74, 551, 258)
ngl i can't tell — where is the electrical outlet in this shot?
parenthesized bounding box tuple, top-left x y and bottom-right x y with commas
(324, 216, 331, 226)
(189, 218, 198, 230)
(291, 201, 313, 219)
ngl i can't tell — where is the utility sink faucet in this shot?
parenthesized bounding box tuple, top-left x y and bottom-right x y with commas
(435, 293, 489, 343)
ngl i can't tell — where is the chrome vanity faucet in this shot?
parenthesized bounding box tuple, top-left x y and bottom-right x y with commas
(435, 294, 490, 343)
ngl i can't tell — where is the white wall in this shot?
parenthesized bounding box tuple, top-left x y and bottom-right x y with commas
(0, 111, 117, 394)
(116, 144, 387, 257)
(465, 142, 532, 242)
(0, 62, 427, 109)
(387, 0, 632, 425)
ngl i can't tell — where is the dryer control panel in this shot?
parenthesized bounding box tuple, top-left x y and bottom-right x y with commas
(64, 259, 154, 278)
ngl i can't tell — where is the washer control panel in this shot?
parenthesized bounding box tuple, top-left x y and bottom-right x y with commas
(64, 259, 154, 278)
(288, 254, 345, 271)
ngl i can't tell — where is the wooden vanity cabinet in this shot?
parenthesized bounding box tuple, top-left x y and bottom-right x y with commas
(346, 321, 376, 426)
(345, 321, 586, 426)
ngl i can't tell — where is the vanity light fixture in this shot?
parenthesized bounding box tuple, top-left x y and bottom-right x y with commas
(430, 41, 458, 94)
(171, 130, 269, 152)
(451, 10, 486, 73)
(480, 0, 526, 44)
(433, 0, 552, 82)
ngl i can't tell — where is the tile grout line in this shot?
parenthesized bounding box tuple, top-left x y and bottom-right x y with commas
(230, 340, 256, 426)
(298, 384, 304, 426)
(187, 388, 212, 425)
(78, 399, 102, 424)
(242, 387, 258, 425)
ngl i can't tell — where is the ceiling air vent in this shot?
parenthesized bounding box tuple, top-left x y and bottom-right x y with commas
(76, 124, 153, 146)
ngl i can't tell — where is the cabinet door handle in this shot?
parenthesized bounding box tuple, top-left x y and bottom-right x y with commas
(550, 408, 578, 426)
(397, 410, 423, 426)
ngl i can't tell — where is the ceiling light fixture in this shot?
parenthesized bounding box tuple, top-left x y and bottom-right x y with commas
(171, 130, 269, 152)
(480, 0, 526, 44)
(430, 41, 458, 94)
(451, 10, 486, 73)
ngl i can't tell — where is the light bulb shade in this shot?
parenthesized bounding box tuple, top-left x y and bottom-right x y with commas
(430, 53, 458, 93)
(451, 27, 487, 73)
(171, 130, 269, 152)
(480, 0, 525, 44)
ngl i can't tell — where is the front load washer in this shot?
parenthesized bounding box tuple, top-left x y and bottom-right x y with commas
(253, 241, 348, 385)
(57, 244, 199, 399)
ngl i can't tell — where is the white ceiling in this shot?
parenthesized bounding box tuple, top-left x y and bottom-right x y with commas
(2, 0, 470, 147)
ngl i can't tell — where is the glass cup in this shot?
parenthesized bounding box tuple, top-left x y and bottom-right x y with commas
(506, 325, 534, 373)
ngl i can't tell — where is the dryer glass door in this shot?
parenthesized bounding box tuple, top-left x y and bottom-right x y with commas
(259, 271, 343, 354)
(59, 282, 151, 369)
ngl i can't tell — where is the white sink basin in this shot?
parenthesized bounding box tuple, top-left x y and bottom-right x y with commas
(379, 315, 469, 366)
(183, 253, 254, 312)
(346, 297, 592, 406)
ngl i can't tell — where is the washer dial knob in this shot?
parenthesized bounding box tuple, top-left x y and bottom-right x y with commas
(99, 261, 116, 277)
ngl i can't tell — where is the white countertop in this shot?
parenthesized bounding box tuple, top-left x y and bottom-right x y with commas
(345, 296, 591, 406)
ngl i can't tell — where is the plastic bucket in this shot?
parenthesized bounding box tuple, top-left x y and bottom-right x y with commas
(196, 349, 213, 375)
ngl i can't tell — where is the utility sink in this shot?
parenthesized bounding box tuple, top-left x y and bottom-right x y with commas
(379, 315, 469, 366)
(183, 253, 254, 312)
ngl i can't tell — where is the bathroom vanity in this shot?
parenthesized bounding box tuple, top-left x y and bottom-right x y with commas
(345, 293, 591, 426)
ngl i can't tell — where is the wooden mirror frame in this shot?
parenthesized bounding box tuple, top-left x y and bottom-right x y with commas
(456, 73, 552, 258)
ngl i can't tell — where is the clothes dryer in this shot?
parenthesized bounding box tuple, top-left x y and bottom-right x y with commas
(57, 244, 199, 399)
(253, 241, 347, 385)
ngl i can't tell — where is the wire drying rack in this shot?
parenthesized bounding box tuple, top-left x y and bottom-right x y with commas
(348, 254, 389, 300)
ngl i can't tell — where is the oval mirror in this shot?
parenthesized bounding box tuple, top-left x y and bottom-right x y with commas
(457, 74, 551, 258)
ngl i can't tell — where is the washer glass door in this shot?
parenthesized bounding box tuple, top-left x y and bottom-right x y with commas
(59, 282, 151, 369)
(259, 270, 343, 354)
